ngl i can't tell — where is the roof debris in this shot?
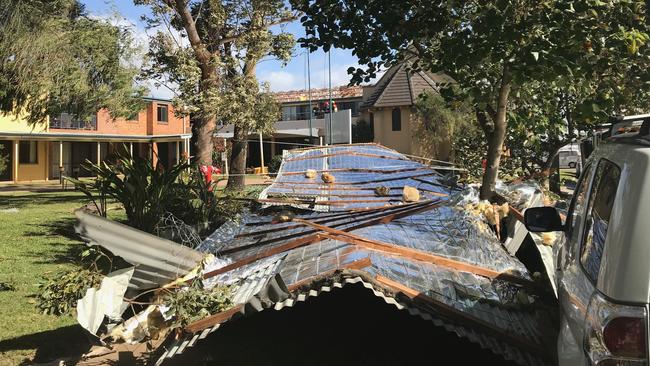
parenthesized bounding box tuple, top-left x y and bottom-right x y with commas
(74, 143, 557, 366)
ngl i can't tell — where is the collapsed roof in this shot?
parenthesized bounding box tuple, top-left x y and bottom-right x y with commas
(75, 143, 557, 366)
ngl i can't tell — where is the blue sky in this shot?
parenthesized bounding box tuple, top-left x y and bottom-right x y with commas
(81, 0, 377, 99)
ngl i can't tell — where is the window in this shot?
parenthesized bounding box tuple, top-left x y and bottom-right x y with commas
(281, 105, 311, 121)
(338, 101, 360, 116)
(157, 104, 169, 123)
(579, 159, 621, 283)
(19, 141, 38, 164)
(391, 108, 401, 131)
(566, 164, 593, 241)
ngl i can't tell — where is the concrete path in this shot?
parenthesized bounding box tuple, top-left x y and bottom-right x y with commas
(0, 175, 273, 193)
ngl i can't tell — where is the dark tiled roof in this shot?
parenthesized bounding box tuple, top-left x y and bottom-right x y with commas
(362, 62, 453, 109)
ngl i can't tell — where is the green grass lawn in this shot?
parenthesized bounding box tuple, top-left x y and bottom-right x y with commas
(0, 191, 119, 365)
(0, 185, 263, 365)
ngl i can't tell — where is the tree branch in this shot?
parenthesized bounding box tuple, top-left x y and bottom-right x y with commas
(475, 107, 493, 137)
(171, 0, 211, 64)
(218, 14, 299, 45)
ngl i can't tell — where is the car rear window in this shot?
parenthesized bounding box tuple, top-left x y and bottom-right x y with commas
(579, 159, 621, 284)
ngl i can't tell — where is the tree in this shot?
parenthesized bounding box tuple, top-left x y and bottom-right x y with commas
(293, 0, 650, 199)
(412, 91, 470, 162)
(0, 0, 145, 124)
(138, 0, 295, 189)
(509, 55, 650, 189)
(351, 119, 373, 143)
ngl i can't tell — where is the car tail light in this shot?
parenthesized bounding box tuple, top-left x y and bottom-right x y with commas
(584, 292, 648, 365)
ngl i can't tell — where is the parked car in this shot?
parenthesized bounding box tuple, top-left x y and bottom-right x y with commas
(524, 115, 650, 365)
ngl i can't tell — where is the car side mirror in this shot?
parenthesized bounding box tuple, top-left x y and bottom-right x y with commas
(524, 207, 565, 232)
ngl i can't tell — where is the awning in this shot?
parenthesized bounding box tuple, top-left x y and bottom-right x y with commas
(0, 131, 192, 143)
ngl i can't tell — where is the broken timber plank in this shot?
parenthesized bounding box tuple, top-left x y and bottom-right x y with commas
(207, 201, 440, 277)
(223, 201, 438, 255)
(509, 205, 525, 223)
(184, 305, 244, 334)
(292, 218, 535, 289)
(281, 166, 429, 176)
(257, 198, 402, 205)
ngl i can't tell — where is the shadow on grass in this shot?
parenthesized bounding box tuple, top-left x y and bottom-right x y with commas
(22, 216, 87, 266)
(25, 217, 80, 241)
(0, 324, 92, 365)
(0, 192, 86, 210)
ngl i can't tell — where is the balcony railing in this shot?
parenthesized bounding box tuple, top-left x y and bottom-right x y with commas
(281, 111, 315, 121)
(50, 115, 97, 130)
(280, 109, 359, 122)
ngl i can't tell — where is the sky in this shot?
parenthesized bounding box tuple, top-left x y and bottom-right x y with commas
(80, 0, 380, 99)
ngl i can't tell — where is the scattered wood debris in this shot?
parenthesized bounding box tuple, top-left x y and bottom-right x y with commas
(541, 232, 556, 246)
(402, 186, 420, 202)
(305, 169, 317, 179)
(321, 172, 336, 183)
(272, 210, 295, 223)
(374, 186, 390, 197)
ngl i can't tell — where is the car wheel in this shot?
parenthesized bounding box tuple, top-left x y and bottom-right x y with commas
(568, 162, 576, 168)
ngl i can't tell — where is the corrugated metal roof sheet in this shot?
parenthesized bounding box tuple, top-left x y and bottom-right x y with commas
(160, 274, 553, 366)
(82, 144, 555, 365)
(150, 144, 556, 365)
(75, 211, 204, 290)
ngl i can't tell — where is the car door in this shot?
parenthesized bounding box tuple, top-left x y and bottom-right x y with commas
(557, 158, 623, 364)
(556, 162, 595, 363)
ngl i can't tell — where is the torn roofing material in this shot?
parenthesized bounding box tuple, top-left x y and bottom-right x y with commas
(75, 210, 204, 290)
(259, 143, 459, 211)
(157, 144, 555, 366)
(76, 144, 556, 366)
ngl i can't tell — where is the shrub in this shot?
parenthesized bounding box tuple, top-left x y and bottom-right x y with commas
(0, 145, 7, 176)
(352, 119, 374, 143)
(162, 282, 233, 328)
(37, 268, 103, 316)
(37, 246, 122, 316)
(69, 156, 247, 241)
(268, 154, 283, 173)
(68, 156, 188, 233)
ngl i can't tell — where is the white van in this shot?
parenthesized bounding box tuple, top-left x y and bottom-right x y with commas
(559, 143, 581, 169)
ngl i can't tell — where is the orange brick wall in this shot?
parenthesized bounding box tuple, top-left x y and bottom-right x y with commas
(48, 101, 188, 136)
(148, 101, 187, 135)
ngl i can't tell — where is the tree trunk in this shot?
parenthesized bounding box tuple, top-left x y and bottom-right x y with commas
(226, 59, 257, 191)
(172, 0, 218, 166)
(227, 124, 248, 190)
(193, 116, 216, 166)
(543, 144, 563, 192)
(479, 71, 512, 201)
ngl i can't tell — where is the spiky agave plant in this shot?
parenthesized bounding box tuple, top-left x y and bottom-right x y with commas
(68, 155, 188, 233)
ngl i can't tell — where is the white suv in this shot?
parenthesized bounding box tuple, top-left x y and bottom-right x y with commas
(525, 115, 650, 365)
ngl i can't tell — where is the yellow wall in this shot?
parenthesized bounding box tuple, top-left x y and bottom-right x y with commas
(15, 140, 49, 181)
(369, 107, 415, 155)
(0, 113, 47, 133)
